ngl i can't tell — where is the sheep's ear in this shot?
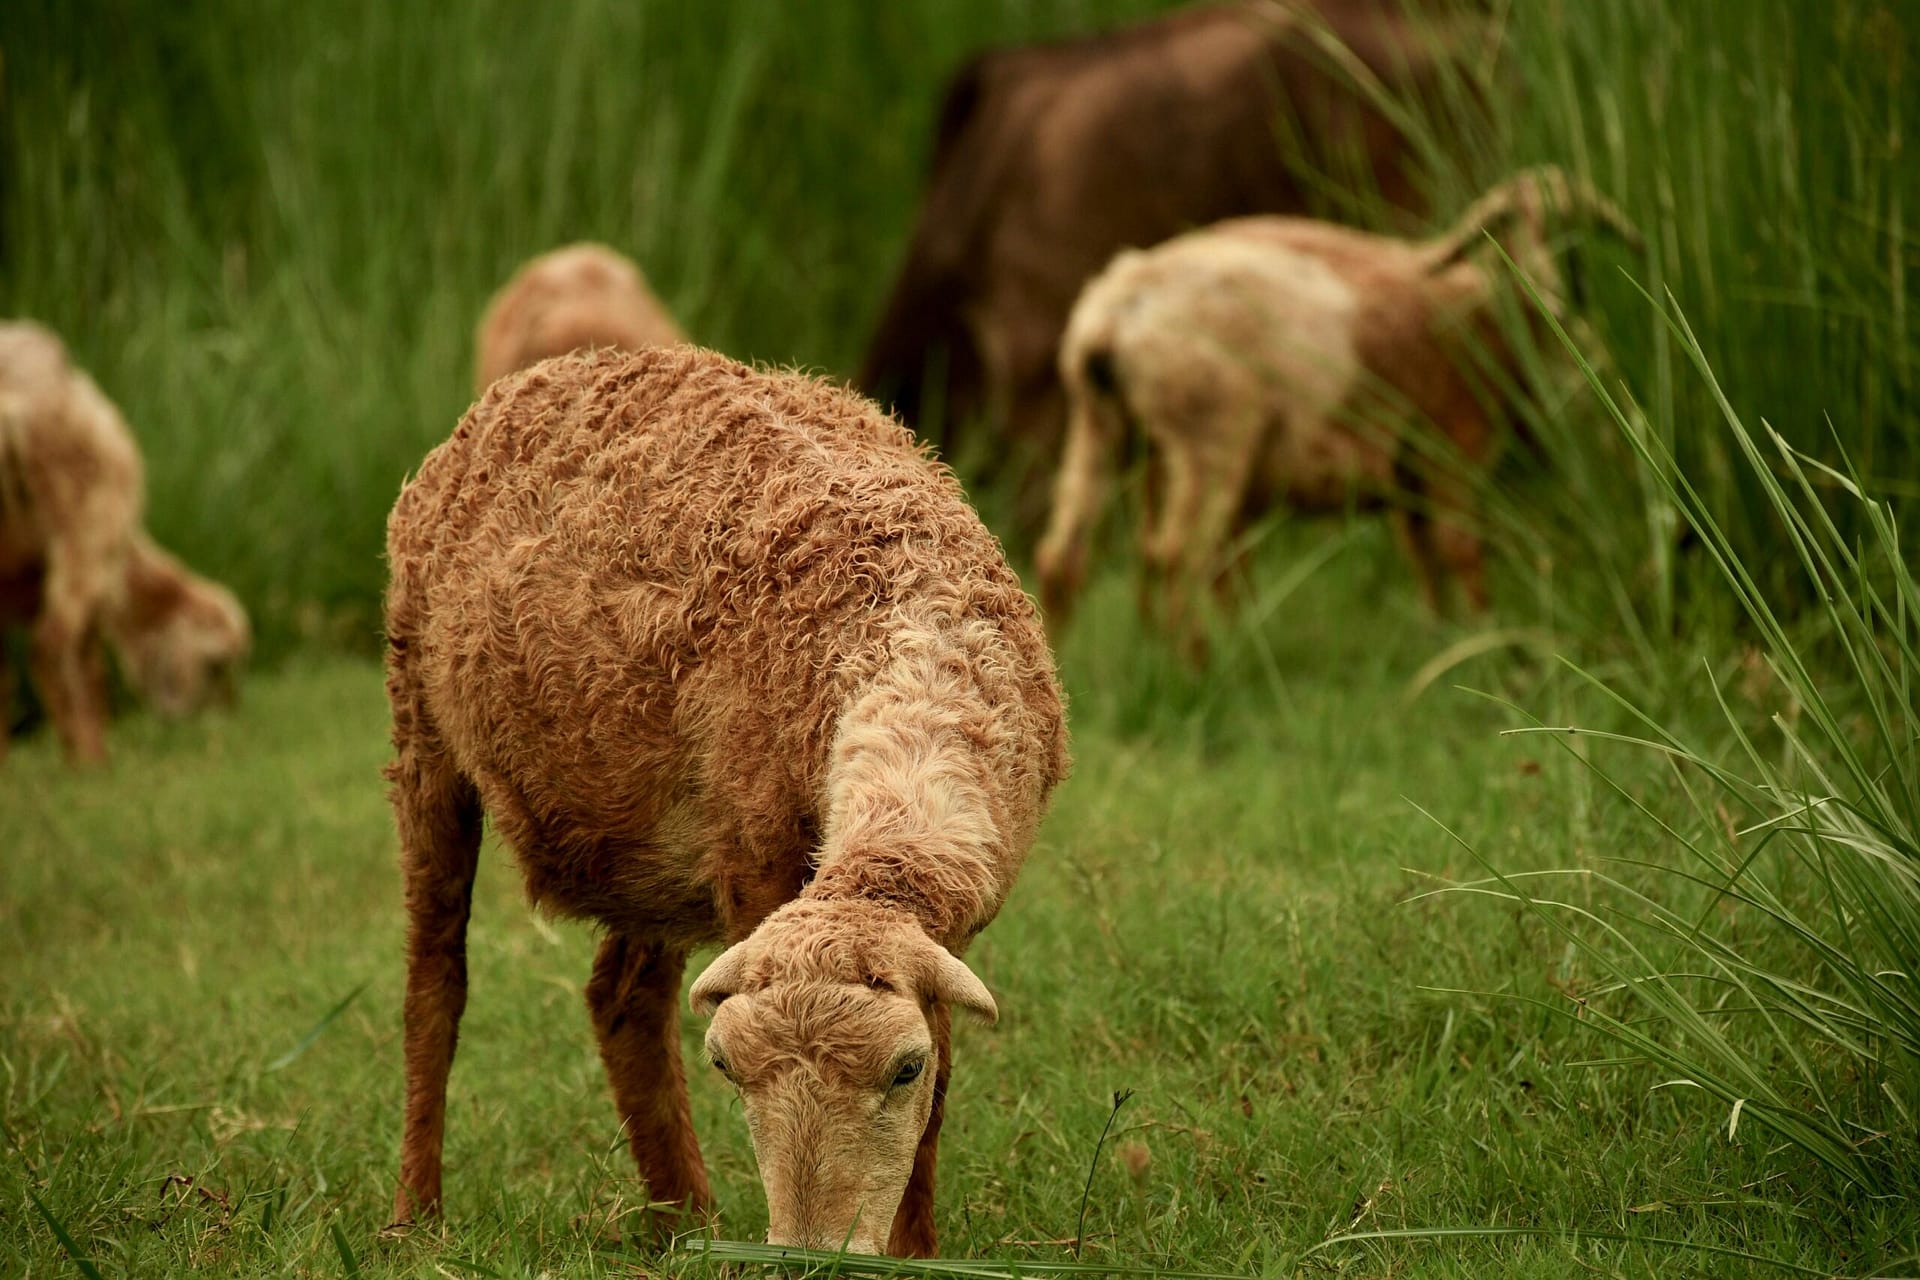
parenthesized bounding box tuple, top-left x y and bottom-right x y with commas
(689, 940, 754, 1017)
(926, 946, 998, 1025)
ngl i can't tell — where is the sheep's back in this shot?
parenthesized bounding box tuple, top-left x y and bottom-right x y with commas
(0, 324, 142, 584)
(1073, 228, 1365, 429)
(473, 244, 685, 393)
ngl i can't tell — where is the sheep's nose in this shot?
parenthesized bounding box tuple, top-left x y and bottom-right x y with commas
(767, 1223, 882, 1255)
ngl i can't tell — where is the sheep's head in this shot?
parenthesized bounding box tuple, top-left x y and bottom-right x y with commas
(109, 537, 250, 717)
(690, 898, 996, 1255)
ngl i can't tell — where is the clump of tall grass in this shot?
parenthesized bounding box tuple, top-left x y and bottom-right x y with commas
(1435, 285, 1920, 1195)
(1301, 0, 1913, 668)
(1455, 0, 1916, 648)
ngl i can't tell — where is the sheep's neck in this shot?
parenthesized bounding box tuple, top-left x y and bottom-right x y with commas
(806, 631, 1005, 950)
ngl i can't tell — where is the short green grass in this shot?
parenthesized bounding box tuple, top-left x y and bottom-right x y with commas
(5, 529, 1912, 1277)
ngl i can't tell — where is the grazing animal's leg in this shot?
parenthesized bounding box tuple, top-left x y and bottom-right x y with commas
(31, 546, 111, 765)
(1387, 444, 1449, 616)
(1009, 375, 1069, 535)
(1036, 374, 1124, 622)
(1138, 441, 1193, 637)
(1425, 405, 1495, 614)
(1140, 404, 1262, 661)
(1388, 506, 1446, 616)
(586, 934, 713, 1231)
(0, 636, 14, 764)
(1134, 448, 1168, 626)
(966, 306, 1014, 450)
(887, 1003, 952, 1258)
(1427, 470, 1489, 614)
(389, 744, 483, 1224)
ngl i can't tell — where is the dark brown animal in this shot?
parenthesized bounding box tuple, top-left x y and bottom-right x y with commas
(384, 346, 1067, 1254)
(859, 0, 1487, 510)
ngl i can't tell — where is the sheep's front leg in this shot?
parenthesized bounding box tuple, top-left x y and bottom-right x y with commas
(586, 934, 713, 1234)
(1388, 506, 1446, 616)
(389, 751, 482, 1225)
(887, 1003, 951, 1257)
(1427, 469, 1489, 614)
(1421, 402, 1492, 614)
(1393, 411, 1492, 616)
(30, 552, 111, 766)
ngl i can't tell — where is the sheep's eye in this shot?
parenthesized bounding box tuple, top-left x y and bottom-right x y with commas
(711, 1057, 730, 1077)
(891, 1059, 925, 1088)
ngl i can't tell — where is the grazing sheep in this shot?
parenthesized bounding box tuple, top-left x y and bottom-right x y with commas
(105, 532, 249, 718)
(474, 242, 685, 395)
(384, 346, 1068, 1256)
(859, 0, 1491, 521)
(1034, 167, 1639, 643)
(0, 321, 249, 764)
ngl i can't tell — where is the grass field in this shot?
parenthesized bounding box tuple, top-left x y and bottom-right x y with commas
(5, 0, 1919, 1275)
(7, 531, 1914, 1278)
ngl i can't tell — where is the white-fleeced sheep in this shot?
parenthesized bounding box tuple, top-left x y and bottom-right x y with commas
(0, 321, 248, 764)
(474, 242, 684, 395)
(1035, 167, 1638, 645)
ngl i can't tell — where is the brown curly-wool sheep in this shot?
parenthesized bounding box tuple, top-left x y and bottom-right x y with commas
(473, 242, 685, 395)
(0, 321, 249, 764)
(384, 345, 1068, 1255)
(1035, 167, 1639, 644)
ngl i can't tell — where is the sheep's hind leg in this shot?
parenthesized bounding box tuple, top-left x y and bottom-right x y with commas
(1035, 387, 1117, 622)
(389, 751, 482, 1226)
(586, 934, 713, 1237)
(1142, 422, 1260, 665)
(887, 1003, 951, 1257)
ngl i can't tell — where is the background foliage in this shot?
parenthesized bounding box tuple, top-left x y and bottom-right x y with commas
(2, 0, 1912, 657)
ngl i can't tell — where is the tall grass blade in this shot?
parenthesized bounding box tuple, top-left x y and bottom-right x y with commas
(27, 1191, 107, 1280)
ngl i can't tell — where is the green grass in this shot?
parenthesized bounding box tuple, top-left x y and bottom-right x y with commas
(1426, 285, 1920, 1201)
(5, 532, 1916, 1277)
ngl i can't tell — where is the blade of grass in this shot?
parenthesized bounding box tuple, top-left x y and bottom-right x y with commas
(264, 980, 369, 1073)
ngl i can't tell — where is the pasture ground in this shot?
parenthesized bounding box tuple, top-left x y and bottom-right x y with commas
(4, 527, 1907, 1278)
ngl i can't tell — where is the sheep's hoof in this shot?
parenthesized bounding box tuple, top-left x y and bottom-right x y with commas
(377, 1212, 440, 1242)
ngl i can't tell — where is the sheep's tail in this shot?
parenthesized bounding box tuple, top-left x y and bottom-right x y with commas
(1424, 166, 1644, 273)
